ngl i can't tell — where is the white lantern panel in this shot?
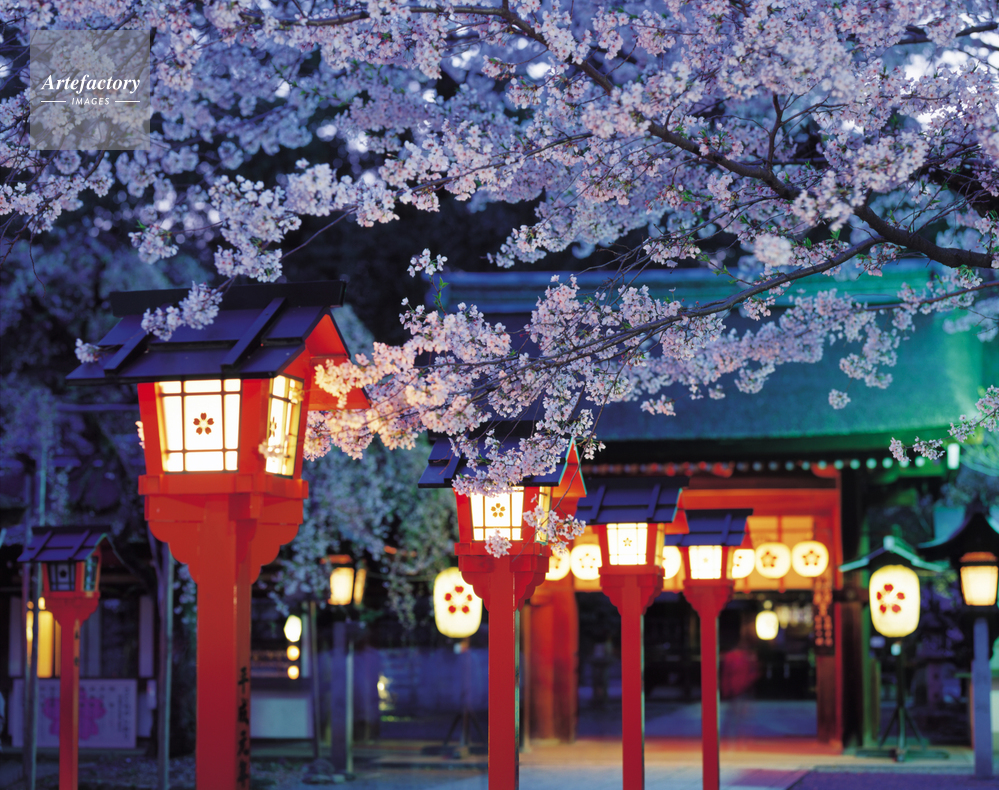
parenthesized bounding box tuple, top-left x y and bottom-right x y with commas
(329, 566, 355, 606)
(263, 376, 303, 476)
(570, 544, 602, 581)
(756, 610, 779, 640)
(755, 542, 791, 579)
(158, 379, 241, 473)
(470, 489, 524, 542)
(607, 523, 649, 565)
(546, 551, 571, 581)
(433, 567, 483, 639)
(961, 565, 998, 607)
(662, 546, 683, 579)
(791, 541, 829, 577)
(731, 549, 755, 579)
(869, 565, 920, 638)
(689, 545, 723, 580)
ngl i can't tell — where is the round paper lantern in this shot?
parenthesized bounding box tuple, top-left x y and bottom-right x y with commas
(433, 567, 483, 639)
(283, 614, 302, 642)
(570, 544, 602, 581)
(546, 550, 571, 582)
(730, 548, 755, 579)
(869, 565, 920, 638)
(756, 610, 779, 640)
(662, 546, 683, 580)
(755, 542, 791, 579)
(791, 541, 829, 577)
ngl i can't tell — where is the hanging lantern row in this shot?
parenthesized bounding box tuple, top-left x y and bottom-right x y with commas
(555, 534, 831, 583)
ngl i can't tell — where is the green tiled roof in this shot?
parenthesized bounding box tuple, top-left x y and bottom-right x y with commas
(439, 269, 996, 457)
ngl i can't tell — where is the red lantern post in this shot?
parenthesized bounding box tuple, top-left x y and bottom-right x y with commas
(676, 508, 752, 790)
(419, 430, 586, 789)
(18, 528, 115, 790)
(576, 478, 687, 790)
(69, 283, 368, 790)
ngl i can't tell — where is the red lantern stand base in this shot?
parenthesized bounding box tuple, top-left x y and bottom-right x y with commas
(142, 475, 305, 790)
(457, 546, 549, 790)
(682, 580, 734, 790)
(599, 569, 664, 790)
(45, 593, 101, 790)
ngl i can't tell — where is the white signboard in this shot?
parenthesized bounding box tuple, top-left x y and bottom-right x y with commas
(9, 678, 137, 748)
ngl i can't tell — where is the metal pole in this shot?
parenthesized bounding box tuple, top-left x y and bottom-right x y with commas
(157, 546, 174, 790)
(972, 616, 993, 778)
(346, 630, 355, 776)
(23, 564, 40, 790)
(309, 601, 322, 760)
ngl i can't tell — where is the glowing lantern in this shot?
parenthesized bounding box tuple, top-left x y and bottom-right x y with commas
(730, 548, 755, 579)
(869, 565, 920, 638)
(570, 544, 602, 580)
(688, 545, 724, 580)
(755, 542, 791, 579)
(756, 610, 779, 641)
(662, 546, 683, 580)
(469, 488, 533, 542)
(959, 552, 999, 607)
(546, 551, 571, 581)
(284, 614, 303, 642)
(603, 522, 657, 566)
(329, 566, 355, 606)
(68, 282, 371, 790)
(791, 541, 829, 577)
(287, 645, 300, 661)
(433, 567, 483, 639)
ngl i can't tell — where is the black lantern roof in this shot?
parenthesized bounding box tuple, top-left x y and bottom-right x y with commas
(918, 506, 999, 564)
(839, 534, 946, 573)
(575, 477, 688, 525)
(664, 509, 753, 547)
(418, 429, 580, 489)
(67, 281, 348, 384)
(17, 527, 115, 564)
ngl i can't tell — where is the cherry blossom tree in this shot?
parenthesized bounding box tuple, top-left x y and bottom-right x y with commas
(3, 0, 998, 514)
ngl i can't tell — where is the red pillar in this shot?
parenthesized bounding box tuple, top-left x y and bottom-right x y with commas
(46, 596, 99, 790)
(683, 582, 733, 790)
(601, 572, 662, 790)
(195, 500, 254, 790)
(58, 619, 79, 790)
(487, 557, 519, 790)
(619, 582, 645, 790)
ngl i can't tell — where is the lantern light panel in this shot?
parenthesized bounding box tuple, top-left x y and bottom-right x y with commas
(329, 566, 355, 607)
(433, 567, 483, 639)
(570, 544, 602, 581)
(730, 548, 755, 579)
(662, 546, 683, 580)
(869, 565, 921, 638)
(47, 562, 76, 592)
(606, 523, 650, 565)
(688, 545, 723, 580)
(791, 541, 829, 577)
(263, 375, 304, 476)
(353, 566, 367, 606)
(756, 610, 779, 640)
(546, 551, 571, 582)
(959, 552, 999, 607)
(469, 489, 526, 542)
(158, 379, 242, 472)
(755, 542, 791, 579)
